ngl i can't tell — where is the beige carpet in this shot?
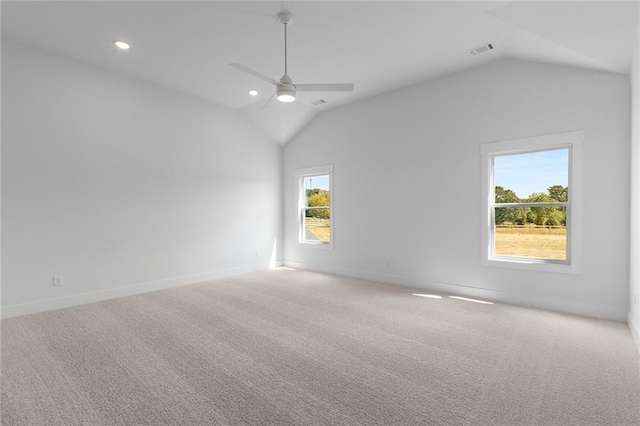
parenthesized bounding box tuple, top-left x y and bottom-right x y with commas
(2, 268, 639, 425)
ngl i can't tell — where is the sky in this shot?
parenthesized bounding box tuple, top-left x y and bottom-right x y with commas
(494, 148, 569, 199)
(304, 175, 330, 191)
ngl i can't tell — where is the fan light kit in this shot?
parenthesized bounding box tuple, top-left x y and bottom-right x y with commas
(230, 12, 354, 104)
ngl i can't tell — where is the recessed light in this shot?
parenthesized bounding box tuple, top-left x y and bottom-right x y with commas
(248, 90, 259, 96)
(113, 40, 130, 50)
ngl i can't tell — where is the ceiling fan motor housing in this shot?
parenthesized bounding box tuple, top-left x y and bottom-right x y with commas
(277, 74, 296, 102)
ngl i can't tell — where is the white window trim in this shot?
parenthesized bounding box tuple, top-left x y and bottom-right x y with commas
(296, 165, 334, 250)
(480, 130, 583, 274)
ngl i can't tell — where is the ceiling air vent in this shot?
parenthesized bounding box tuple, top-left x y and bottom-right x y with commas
(469, 42, 494, 56)
(311, 99, 326, 106)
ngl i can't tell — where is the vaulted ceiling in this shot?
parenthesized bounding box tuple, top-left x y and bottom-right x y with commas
(3, 1, 638, 145)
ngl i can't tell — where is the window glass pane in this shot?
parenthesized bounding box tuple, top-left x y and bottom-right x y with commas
(304, 209, 330, 242)
(494, 207, 566, 260)
(494, 149, 569, 201)
(303, 175, 330, 207)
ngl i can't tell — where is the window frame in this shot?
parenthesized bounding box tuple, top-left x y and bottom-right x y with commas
(480, 131, 583, 274)
(296, 165, 334, 249)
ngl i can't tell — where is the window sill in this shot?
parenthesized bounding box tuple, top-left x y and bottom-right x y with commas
(482, 257, 580, 275)
(299, 241, 333, 250)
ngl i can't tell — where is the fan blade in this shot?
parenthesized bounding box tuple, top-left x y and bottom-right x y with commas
(296, 83, 354, 92)
(229, 63, 279, 85)
(263, 93, 277, 109)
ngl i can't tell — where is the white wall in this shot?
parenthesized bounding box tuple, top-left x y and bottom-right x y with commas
(284, 59, 631, 321)
(1, 41, 283, 317)
(629, 8, 640, 352)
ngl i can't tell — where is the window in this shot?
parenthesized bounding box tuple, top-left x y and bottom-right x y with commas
(297, 165, 333, 248)
(481, 131, 582, 274)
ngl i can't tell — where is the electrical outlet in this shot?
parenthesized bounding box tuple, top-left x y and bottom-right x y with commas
(52, 276, 63, 287)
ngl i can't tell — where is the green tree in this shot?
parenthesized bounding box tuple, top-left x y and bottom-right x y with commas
(547, 185, 567, 226)
(494, 185, 568, 227)
(527, 192, 559, 226)
(306, 189, 330, 219)
(495, 186, 520, 204)
(305, 188, 321, 201)
(547, 185, 568, 202)
(307, 191, 328, 207)
(494, 186, 522, 225)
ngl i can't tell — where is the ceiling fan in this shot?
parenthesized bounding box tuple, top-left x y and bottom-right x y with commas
(230, 12, 354, 104)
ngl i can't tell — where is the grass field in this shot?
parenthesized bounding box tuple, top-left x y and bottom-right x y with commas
(495, 226, 566, 259)
(305, 217, 331, 242)
(309, 227, 330, 242)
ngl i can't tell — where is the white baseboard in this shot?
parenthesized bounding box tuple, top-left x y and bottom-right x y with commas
(628, 312, 640, 356)
(2, 263, 275, 319)
(284, 260, 628, 322)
